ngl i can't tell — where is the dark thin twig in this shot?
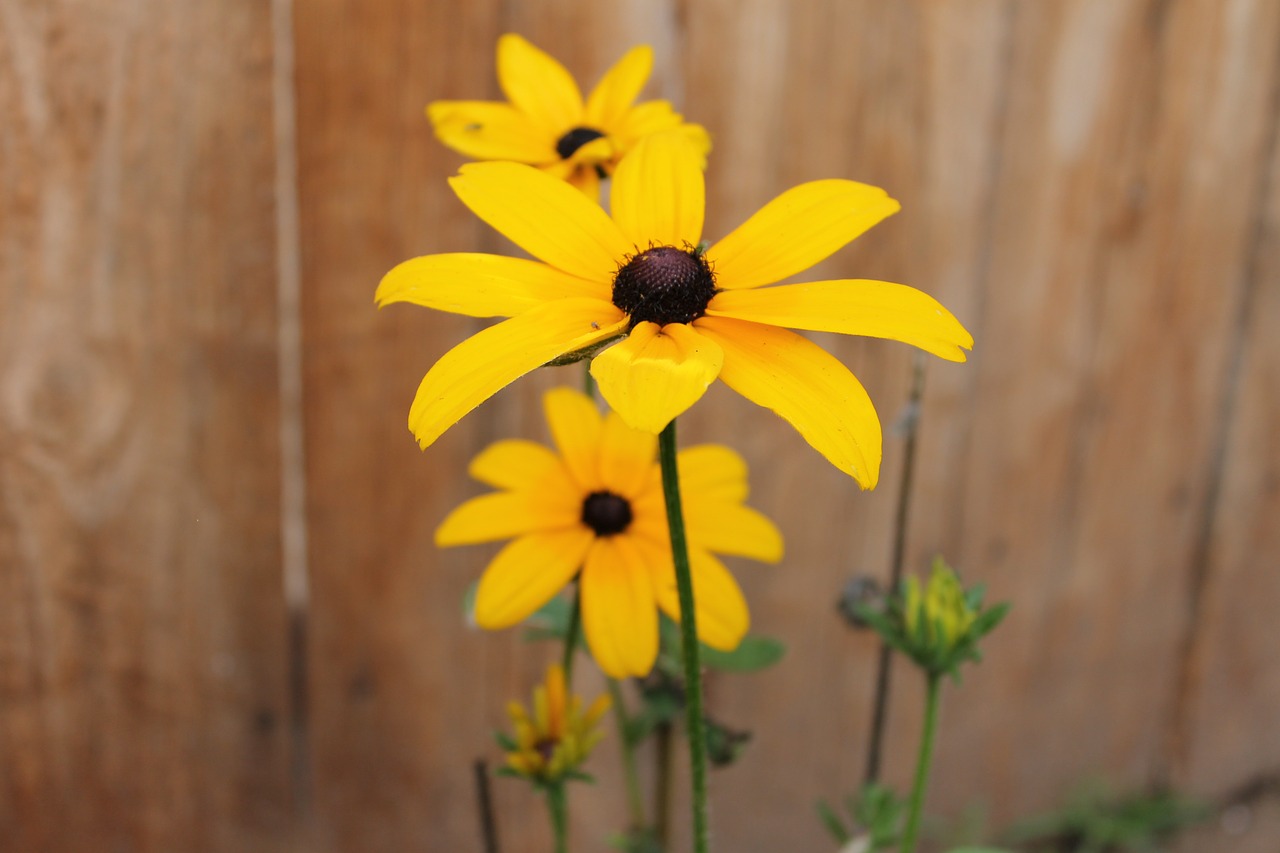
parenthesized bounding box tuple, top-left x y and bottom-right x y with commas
(474, 759, 500, 853)
(864, 353, 927, 785)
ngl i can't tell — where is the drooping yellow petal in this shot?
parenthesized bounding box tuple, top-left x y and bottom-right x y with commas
(590, 322, 723, 433)
(435, 490, 581, 546)
(377, 253, 606, 318)
(653, 546, 750, 652)
(609, 133, 705, 248)
(427, 100, 556, 163)
(598, 410, 659, 499)
(544, 386, 604, 490)
(584, 45, 653, 130)
(707, 280, 973, 361)
(449, 162, 630, 282)
(496, 34, 584, 132)
(613, 101, 709, 160)
(707, 180, 901, 290)
(683, 501, 784, 563)
(580, 536, 659, 678)
(676, 445, 749, 503)
(474, 528, 594, 628)
(469, 439, 563, 490)
(408, 298, 627, 448)
(694, 315, 882, 488)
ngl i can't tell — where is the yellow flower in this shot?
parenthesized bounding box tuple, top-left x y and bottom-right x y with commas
(503, 663, 611, 784)
(378, 133, 973, 488)
(427, 34, 710, 198)
(903, 563, 978, 650)
(436, 387, 783, 677)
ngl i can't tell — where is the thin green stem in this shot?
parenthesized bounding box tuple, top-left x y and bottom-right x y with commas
(583, 361, 596, 398)
(657, 419, 709, 853)
(899, 674, 942, 853)
(654, 721, 674, 848)
(563, 583, 581, 683)
(548, 784, 568, 853)
(607, 679, 647, 829)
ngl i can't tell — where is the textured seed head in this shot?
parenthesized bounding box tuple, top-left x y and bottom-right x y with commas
(612, 246, 717, 327)
(581, 491, 633, 537)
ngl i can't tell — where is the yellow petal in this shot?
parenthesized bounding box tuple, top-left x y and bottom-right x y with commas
(474, 529, 594, 629)
(583, 694, 612, 727)
(653, 546, 750, 652)
(613, 100, 701, 152)
(580, 536, 659, 677)
(496, 34, 583, 132)
(694, 315, 882, 488)
(408, 298, 627, 448)
(598, 410, 658, 498)
(377, 253, 605, 318)
(590, 322, 723, 433)
(543, 386, 604, 491)
(435, 491, 581, 546)
(565, 161, 602, 201)
(676, 445, 749, 503)
(469, 439, 562, 490)
(683, 502, 783, 563)
(450, 161, 630, 282)
(545, 665, 567, 736)
(427, 100, 555, 162)
(707, 280, 973, 361)
(707, 180, 901, 290)
(584, 45, 653, 130)
(610, 133, 705, 248)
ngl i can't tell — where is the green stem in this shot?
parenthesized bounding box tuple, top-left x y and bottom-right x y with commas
(657, 419, 709, 853)
(548, 784, 568, 853)
(899, 674, 942, 853)
(654, 721, 674, 848)
(607, 679, 647, 829)
(563, 583, 581, 683)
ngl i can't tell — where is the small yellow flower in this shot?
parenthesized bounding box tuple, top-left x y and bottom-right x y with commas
(904, 562, 978, 650)
(379, 133, 973, 488)
(427, 34, 710, 198)
(504, 663, 611, 784)
(436, 387, 783, 677)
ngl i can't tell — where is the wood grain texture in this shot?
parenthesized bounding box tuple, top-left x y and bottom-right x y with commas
(0, 1, 293, 851)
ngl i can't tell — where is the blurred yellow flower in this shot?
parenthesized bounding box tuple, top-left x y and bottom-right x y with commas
(378, 133, 972, 488)
(436, 387, 783, 677)
(504, 663, 611, 784)
(428, 34, 710, 198)
(904, 562, 978, 650)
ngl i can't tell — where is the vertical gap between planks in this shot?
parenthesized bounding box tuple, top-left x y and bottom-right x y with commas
(1159, 9, 1280, 787)
(271, 0, 314, 821)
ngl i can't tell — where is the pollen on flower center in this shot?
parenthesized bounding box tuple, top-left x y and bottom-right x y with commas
(556, 126, 606, 159)
(612, 246, 717, 327)
(581, 490, 633, 537)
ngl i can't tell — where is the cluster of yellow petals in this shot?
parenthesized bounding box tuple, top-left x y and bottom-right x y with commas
(504, 664, 611, 783)
(428, 34, 709, 199)
(436, 387, 783, 678)
(903, 564, 979, 650)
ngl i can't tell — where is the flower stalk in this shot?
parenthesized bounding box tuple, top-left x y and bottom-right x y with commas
(606, 679, 647, 829)
(547, 784, 569, 853)
(899, 674, 941, 853)
(658, 418, 709, 853)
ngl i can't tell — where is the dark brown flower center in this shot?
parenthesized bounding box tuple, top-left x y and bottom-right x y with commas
(612, 246, 717, 327)
(556, 126, 605, 159)
(581, 490, 633, 537)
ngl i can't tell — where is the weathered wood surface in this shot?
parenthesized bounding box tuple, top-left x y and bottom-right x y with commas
(4, 0, 1280, 850)
(0, 1, 294, 852)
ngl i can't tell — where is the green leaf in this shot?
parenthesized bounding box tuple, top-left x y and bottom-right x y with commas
(816, 800, 851, 844)
(493, 730, 517, 752)
(700, 635, 786, 672)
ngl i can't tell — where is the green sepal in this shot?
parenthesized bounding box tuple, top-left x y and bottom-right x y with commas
(816, 800, 851, 844)
(493, 730, 518, 752)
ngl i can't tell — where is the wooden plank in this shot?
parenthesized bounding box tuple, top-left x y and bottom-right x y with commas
(902, 0, 1280, 831)
(0, 1, 293, 851)
(1174, 10, 1280, 808)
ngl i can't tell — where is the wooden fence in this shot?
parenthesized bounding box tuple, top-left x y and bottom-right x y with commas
(2, 0, 1278, 850)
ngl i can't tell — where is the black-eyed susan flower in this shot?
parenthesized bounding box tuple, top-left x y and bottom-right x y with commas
(500, 663, 611, 785)
(427, 34, 710, 198)
(436, 387, 783, 678)
(378, 133, 973, 488)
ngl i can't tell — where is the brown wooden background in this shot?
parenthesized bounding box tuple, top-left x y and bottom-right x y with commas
(3, 0, 1279, 851)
